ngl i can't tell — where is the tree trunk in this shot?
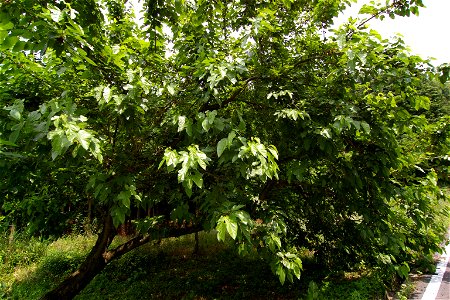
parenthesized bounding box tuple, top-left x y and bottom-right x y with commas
(41, 214, 116, 300)
(193, 231, 199, 254)
(41, 216, 203, 300)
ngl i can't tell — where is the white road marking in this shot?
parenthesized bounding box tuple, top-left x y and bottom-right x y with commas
(421, 242, 450, 300)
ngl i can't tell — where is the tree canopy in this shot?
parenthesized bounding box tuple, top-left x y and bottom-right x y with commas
(0, 0, 449, 298)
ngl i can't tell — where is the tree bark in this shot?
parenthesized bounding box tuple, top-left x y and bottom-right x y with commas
(41, 214, 116, 300)
(41, 216, 202, 300)
(193, 231, 199, 254)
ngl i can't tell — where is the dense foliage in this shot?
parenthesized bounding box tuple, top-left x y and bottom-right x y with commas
(0, 0, 448, 298)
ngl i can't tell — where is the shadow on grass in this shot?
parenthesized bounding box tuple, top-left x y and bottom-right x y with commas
(4, 232, 386, 300)
(5, 253, 86, 299)
(5, 233, 304, 299)
(78, 236, 304, 300)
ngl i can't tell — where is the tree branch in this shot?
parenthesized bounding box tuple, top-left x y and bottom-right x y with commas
(200, 76, 259, 111)
(104, 223, 203, 262)
(346, 1, 399, 40)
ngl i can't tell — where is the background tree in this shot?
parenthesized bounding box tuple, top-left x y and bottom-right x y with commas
(0, 0, 448, 298)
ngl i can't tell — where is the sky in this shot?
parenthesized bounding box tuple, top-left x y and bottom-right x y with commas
(129, 0, 449, 66)
(333, 0, 450, 66)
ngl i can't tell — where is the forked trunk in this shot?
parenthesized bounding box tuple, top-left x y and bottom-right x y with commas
(40, 215, 116, 300)
(41, 215, 202, 299)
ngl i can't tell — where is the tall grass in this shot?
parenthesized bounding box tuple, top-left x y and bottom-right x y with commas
(0, 233, 96, 299)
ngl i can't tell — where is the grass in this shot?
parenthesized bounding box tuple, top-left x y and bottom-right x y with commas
(393, 276, 417, 300)
(0, 231, 389, 300)
(304, 275, 386, 300)
(0, 233, 97, 299)
(78, 233, 301, 300)
(1, 189, 448, 299)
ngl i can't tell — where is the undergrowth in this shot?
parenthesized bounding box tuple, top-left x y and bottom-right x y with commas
(0, 233, 96, 299)
(0, 231, 388, 300)
(1, 190, 448, 300)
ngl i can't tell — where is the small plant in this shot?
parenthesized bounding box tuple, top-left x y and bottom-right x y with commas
(0, 233, 48, 272)
(306, 281, 320, 300)
(395, 278, 416, 300)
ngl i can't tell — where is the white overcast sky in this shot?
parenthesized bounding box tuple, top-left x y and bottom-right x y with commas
(333, 0, 450, 66)
(129, 0, 449, 66)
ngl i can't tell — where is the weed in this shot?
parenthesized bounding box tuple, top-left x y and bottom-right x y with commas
(0, 234, 96, 299)
(0, 234, 47, 272)
(301, 272, 386, 300)
(395, 277, 416, 300)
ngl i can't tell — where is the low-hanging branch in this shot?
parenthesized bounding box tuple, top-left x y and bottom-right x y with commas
(104, 222, 203, 262)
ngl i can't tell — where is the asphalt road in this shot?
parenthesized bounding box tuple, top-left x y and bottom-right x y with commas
(409, 236, 450, 300)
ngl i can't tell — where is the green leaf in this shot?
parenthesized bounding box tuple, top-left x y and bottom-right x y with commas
(271, 233, 282, 249)
(293, 264, 301, 279)
(111, 205, 126, 228)
(217, 138, 228, 157)
(77, 130, 91, 150)
(361, 122, 371, 134)
(0, 21, 13, 31)
(186, 121, 193, 136)
(191, 171, 203, 188)
(0, 138, 17, 147)
(117, 191, 131, 209)
(268, 145, 278, 160)
(319, 128, 332, 139)
(55, 67, 67, 77)
(197, 157, 207, 170)
(1, 36, 19, 50)
(234, 210, 251, 225)
(396, 263, 410, 279)
(49, 7, 63, 22)
(306, 281, 320, 300)
(12, 41, 26, 52)
(276, 264, 286, 285)
(183, 181, 193, 197)
(225, 216, 238, 240)
(178, 115, 186, 132)
(8, 125, 21, 143)
(103, 86, 111, 103)
(228, 131, 236, 144)
(216, 218, 227, 242)
(9, 109, 21, 121)
(84, 56, 97, 66)
(347, 50, 355, 60)
(0, 30, 7, 43)
(167, 84, 175, 95)
(207, 110, 217, 124)
(359, 4, 377, 15)
(347, 60, 356, 72)
(48, 130, 72, 160)
(369, 29, 382, 41)
(201, 118, 210, 132)
(160, 148, 178, 170)
(213, 118, 225, 131)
